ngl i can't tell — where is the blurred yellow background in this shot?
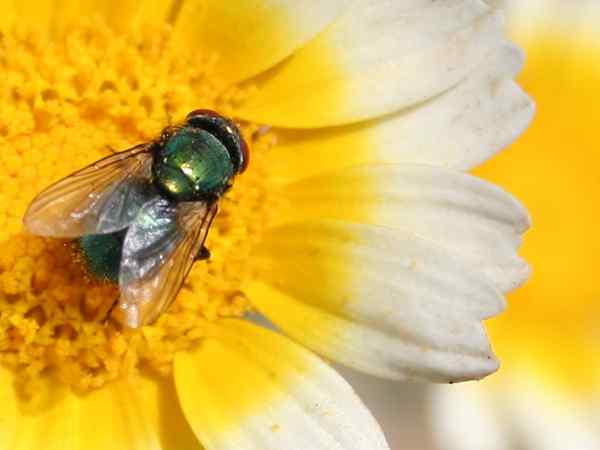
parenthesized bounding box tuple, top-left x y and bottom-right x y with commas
(481, 0, 600, 393)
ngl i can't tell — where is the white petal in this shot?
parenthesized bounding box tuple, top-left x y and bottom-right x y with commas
(248, 220, 504, 382)
(264, 43, 533, 181)
(431, 380, 600, 450)
(173, 0, 347, 83)
(174, 320, 389, 450)
(505, 0, 600, 43)
(431, 384, 510, 450)
(506, 380, 600, 450)
(338, 367, 434, 449)
(237, 0, 506, 127)
(278, 164, 531, 293)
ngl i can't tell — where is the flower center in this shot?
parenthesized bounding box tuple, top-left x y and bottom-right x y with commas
(0, 19, 276, 394)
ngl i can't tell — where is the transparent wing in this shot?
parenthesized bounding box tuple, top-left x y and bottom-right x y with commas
(117, 197, 218, 328)
(23, 143, 154, 238)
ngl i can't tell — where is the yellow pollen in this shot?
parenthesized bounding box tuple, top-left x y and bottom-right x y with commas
(0, 19, 277, 394)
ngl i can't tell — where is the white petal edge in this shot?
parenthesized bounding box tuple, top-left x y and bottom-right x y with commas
(174, 320, 390, 450)
(279, 164, 531, 293)
(237, 0, 506, 127)
(265, 42, 534, 181)
(249, 220, 504, 382)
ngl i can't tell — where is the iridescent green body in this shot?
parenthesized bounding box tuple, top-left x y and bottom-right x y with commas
(152, 127, 234, 202)
(78, 230, 127, 282)
(76, 111, 246, 285)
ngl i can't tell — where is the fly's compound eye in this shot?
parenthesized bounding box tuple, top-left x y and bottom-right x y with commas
(238, 136, 249, 173)
(186, 110, 248, 174)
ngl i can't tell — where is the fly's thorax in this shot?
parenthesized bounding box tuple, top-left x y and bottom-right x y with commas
(152, 126, 235, 202)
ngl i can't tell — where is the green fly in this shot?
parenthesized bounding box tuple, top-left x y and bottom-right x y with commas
(23, 110, 249, 328)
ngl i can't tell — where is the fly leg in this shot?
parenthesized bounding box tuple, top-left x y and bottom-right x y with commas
(195, 245, 211, 261)
(102, 297, 119, 324)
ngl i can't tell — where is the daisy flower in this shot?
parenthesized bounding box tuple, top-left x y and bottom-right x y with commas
(0, 1, 532, 449)
(432, 2, 600, 449)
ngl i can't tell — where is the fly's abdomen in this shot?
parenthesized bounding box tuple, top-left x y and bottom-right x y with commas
(77, 229, 127, 283)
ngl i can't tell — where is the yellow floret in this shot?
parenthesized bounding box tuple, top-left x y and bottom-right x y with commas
(0, 19, 275, 392)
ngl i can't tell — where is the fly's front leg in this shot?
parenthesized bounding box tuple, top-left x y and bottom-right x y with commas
(195, 245, 211, 261)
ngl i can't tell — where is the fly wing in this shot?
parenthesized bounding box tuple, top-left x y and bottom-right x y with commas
(117, 197, 218, 328)
(23, 143, 155, 238)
